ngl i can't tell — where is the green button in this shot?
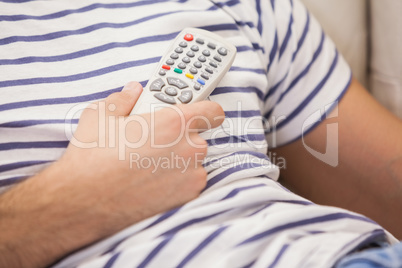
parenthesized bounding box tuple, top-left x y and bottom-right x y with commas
(174, 68, 183, 74)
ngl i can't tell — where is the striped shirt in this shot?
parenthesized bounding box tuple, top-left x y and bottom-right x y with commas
(0, 0, 396, 267)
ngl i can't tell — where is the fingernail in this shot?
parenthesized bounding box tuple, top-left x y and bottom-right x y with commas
(122, 82, 142, 92)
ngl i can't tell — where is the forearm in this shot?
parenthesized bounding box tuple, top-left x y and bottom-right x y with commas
(274, 79, 402, 238)
(0, 161, 110, 268)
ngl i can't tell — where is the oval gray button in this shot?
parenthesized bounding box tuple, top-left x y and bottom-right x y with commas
(178, 90, 193, 104)
(182, 57, 191, 63)
(165, 87, 178, 96)
(194, 61, 202, 68)
(154, 93, 176, 104)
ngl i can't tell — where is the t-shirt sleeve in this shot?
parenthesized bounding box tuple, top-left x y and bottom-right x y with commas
(261, 0, 352, 147)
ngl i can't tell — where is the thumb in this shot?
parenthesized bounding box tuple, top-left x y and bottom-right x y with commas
(104, 81, 143, 116)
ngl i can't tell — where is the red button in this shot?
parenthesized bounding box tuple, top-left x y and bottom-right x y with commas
(162, 65, 171, 70)
(184, 34, 193, 41)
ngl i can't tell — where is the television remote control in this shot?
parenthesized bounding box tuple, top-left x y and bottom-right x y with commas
(130, 28, 237, 115)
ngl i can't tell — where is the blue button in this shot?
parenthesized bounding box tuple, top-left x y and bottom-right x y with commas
(197, 78, 205, 85)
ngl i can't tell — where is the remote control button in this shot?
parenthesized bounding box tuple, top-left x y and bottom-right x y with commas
(182, 57, 191, 63)
(170, 53, 179, 59)
(198, 55, 206, 62)
(207, 43, 216, 49)
(179, 41, 188, 48)
(154, 93, 176, 104)
(191, 45, 199, 52)
(201, 73, 210, 80)
(166, 59, 175, 65)
(174, 68, 183, 74)
(178, 62, 186, 69)
(167, 77, 189, 89)
(178, 90, 193, 104)
(165, 87, 178, 96)
(196, 38, 205, 45)
(193, 61, 202, 68)
(197, 78, 206, 85)
(150, 78, 165, 91)
(159, 70, 166, 76)
(194, 83, 201, 91)
(209, 61, 218, 68)
(185, 73, 194, 79)
(213, 55, 222, 62)
(189, 67, 198, 74)
(186, 51, 195, 57)
(205, 67, 213, 74)
(184, 33, 193, 41)
(162, 65, 171, 70)
(202, 50, 211, 57)
(218, 47, 228, 56)
(175, 47, 183, 54)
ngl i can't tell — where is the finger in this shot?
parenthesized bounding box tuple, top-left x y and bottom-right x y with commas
(104, 81, 143, 116)
(179, 101, 225, 131)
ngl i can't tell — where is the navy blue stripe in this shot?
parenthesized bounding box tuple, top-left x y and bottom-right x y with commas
(0, 119, 79, 128)
(0, 57, 158, 89)
(230, 66, 266, 74)
(103, 252, 121, 268)
(0, 32, 178, 66)
(224, 110, 261, 118)
(160, 210, 230, 237)
(0, 0, 172, 22)
(292, 10, 310, 61)
(247, 203, 275, 217)
(266, 31, 278, 72)
(206, 134, 265, 147)
(256, 0, 263, 35)
(275, 73, 351, 146)
(278, 14, 294, 59)
(263, 31, 325, 120)
(212, 86, 265, 101)
(277, 31, 325, 104)
(137, 235, 174, 268)
(199, 23, 238, 32)
(176, 226, 228, 268)
(247, 199, 313, 212)
(267, 244, 290, 268)
(0, 160, 51, 173)
(0, 141, 69, 152)
(0, 176, 28, 187)
(0, 2, 237, 47)
(236, 45, 262, 53)
(0, 0, 33, 2)
(0, 86, 129, 112)
(236, 212, 376, 247)
(206, 162, 267, 189)
(0, 36, 260, 66)
(264, 12, 311, 102)
(203, 151, 269, 168)
(251, 42, 265, 53)
(221, 184, 266, 200)
(274, 49, 339, 131)
(270, 0, 275, 10)
(242, 259, 256, 268)
(0, 10, 179, 46)
(334, 229, 387, 261)
(264, 72, 288, 101)
(102, 207, 182, 256)
(211, 0, 241, 9)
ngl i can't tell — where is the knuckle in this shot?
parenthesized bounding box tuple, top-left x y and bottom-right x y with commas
(106, 92, 132, 110)
(193, 168, 208, 190)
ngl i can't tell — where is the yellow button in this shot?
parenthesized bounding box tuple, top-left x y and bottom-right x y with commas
(186, 73, 194, 79)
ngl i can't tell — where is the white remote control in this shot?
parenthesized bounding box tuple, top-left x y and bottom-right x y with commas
(130, 27, 237, 115)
